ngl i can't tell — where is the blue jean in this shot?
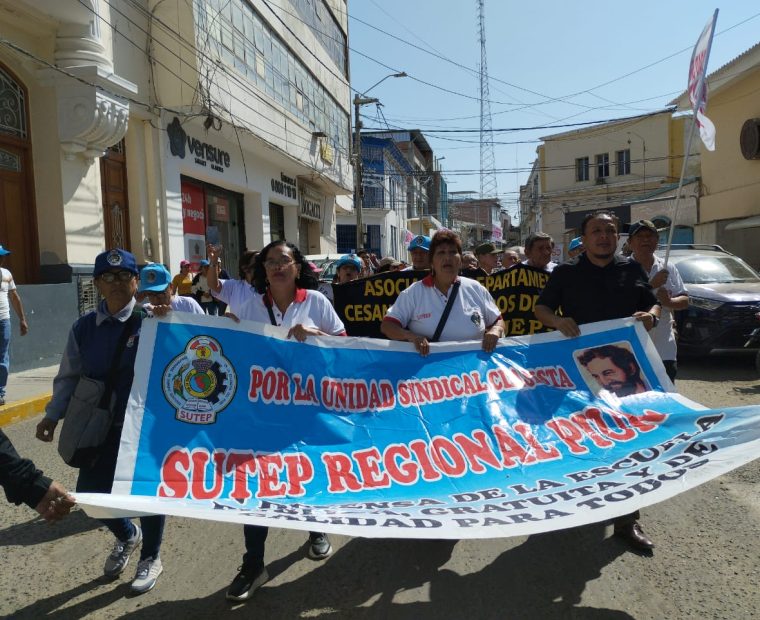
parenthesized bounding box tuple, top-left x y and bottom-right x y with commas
(0, 318, 10, 398)
(76, 428, 165, 560)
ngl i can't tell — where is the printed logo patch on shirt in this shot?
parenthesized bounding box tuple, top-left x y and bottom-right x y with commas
(470, 311, 482, 326)
(416, 312, 432, 320)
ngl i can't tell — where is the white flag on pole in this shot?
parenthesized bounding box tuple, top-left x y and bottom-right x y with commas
(688, 10, 719, 151)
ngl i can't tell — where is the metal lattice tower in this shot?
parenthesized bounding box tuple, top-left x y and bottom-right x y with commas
(477, 0, 497, 200)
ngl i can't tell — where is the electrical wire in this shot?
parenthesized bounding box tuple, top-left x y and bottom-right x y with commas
(94, 0, 353, 162)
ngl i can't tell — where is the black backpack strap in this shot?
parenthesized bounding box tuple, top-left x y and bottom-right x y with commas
(430, 281, 460, 343)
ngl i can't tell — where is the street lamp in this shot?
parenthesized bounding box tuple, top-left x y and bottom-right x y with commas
(627, 131, 646, 191)
(353, 72, 407, 251)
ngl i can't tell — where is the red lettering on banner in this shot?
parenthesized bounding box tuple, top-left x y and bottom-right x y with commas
(322, 452, 363, 492)
(453, 430, 502, 473)
(353, 447, 391, 489)
(491, 425, 530, 467)
(225, 451, 257, 501)
(283, 453, 314, 496)
(159, 448, 191, 497)
(409, 439, 443, 482)
(430, 437, 468, 477)
(383, 444, 418, 485)
(512, 423, 561, 463)
(190, 450, 226, 499)
(321, 378, 395, 413)
(545, 418, 588, 455)
(584, 407, 636, 442)
(620, 409, 668, 432)
(292, 374, 319, 405)
(449, 376, 463, 397)
(248, 366, 291, 404)
(160, 448, 315, 500)
(256, 454, 286, 498)
(569, 411, 615, 449)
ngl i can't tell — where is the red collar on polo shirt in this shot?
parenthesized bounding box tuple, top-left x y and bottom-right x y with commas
(264, 287, 308, 306)
(422, 274, 460, 287)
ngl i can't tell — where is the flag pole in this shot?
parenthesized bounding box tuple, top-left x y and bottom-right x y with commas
(663, 119, 698, 267)
(663, 8, 719, 267)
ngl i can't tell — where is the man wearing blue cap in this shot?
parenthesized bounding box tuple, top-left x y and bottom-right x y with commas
(334, 254, 362, 284)
(0, 245, 28, 406)
(36, 249, 167, 594)
(406, 235, 431, 271)
(139, 263, 203, 315)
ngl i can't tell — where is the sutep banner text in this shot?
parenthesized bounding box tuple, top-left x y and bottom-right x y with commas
(76, 315, 760, 539)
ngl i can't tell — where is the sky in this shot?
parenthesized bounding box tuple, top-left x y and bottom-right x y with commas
(347, 1, 760, 219)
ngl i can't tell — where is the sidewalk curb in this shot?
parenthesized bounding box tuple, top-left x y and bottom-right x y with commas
(0, 393, 51, 427)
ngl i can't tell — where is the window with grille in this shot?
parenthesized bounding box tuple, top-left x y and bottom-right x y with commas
(336, 224, 356, 253)
(595, 153, 609, 179)
(616, 149, 631, 175)
(575, 157, 589, 182)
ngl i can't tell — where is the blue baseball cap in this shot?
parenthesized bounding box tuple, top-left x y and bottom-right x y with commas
(568, 237, 583, 252)
(93, 249, 138, 277)
(335, 254, 362, 270)
(408, 235, 431, 252)
(199, 259, 210, 267)
(0, 245, 10, 256)
(138, 263, 172, 292)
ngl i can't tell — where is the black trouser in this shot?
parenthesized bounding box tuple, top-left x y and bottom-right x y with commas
(77, 427, 165, 560)
(614, 511, 640, 528)
(242, 525, 321, 567)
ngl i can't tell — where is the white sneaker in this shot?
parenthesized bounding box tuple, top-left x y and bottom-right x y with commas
(131, 556, 163, 594)
(103, 524, 142, 577)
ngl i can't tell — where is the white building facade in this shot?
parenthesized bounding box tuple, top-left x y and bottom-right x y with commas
(0, 0, 350, 285)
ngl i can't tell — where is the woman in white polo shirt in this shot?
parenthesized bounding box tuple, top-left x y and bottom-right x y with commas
(226, 239, 345, 603)
(381, 230, 505, 355)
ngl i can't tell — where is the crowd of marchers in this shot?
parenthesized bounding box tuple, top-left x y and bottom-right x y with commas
(1, 210, 686, 602)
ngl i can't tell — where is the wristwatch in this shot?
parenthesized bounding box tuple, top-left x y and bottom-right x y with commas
(648, 312, 659, 327)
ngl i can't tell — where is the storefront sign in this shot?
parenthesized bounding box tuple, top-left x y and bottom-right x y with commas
(181, 182, 206, 236)
(271, 173, 298, 199)
(167, 117, 231, 173)
(181, 180, 207, 268)
(299, 186, 323, 222)
(211, 196, 230, 222)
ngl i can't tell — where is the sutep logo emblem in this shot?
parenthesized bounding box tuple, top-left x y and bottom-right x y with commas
(167, 117, 187, 159)
(162, 336, 236, 424)
(106, 249, 123, 266)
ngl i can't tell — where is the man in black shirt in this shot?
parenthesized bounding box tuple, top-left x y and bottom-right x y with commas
(535, 210, 660, 552)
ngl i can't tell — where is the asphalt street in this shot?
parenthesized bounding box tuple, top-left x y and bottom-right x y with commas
(1, 354, 758, 620)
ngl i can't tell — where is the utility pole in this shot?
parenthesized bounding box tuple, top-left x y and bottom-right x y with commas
(352, 72, 407, 252)
(354, 95, 378, 251)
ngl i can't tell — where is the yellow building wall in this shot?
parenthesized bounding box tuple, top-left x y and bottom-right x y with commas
(699, 68, 760, 222)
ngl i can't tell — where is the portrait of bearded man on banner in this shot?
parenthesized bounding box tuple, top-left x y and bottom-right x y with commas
(575, 343, 649, 398)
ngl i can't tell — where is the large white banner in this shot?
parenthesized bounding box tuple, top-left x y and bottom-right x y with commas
(77, 316, 760, 539)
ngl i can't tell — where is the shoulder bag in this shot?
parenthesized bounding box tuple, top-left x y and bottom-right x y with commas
(57, 313, 138, 468)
